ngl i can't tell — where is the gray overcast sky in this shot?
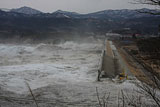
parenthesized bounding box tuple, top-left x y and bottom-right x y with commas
(0, 0, 155, 13)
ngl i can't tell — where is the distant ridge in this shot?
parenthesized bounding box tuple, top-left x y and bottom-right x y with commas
(0, 7, 159, 35)
(49, 10, 81, 18)
(0, 6, 159, 18)
(53, 10, 79, 15)
(0, 7, 159, 19)
(86, 8, 160, 19)
(11, 6, 42, 15)
(0, 8, 11, 12)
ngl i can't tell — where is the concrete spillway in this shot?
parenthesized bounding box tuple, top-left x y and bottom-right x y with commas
(99, 39, 133, 79)
(101, 40, 118, 78)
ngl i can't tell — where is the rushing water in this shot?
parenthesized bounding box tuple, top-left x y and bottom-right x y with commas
(0, 39, 153, 107)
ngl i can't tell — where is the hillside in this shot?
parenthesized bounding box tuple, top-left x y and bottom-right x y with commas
(0, 7, 160, 39)
(10, 6, 42, 15)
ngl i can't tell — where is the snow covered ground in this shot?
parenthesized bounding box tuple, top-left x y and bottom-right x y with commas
(0, 38, 156, 106)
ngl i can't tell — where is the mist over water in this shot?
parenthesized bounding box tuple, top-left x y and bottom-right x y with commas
(0, 36, 103, 92)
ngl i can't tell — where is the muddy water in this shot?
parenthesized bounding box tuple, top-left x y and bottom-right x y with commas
(0, 40, 152, 107)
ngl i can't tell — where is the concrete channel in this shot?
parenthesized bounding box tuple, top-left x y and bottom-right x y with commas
(98, 38, 133, 80)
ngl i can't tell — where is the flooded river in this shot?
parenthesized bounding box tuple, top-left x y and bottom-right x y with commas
(0, 38, 153, 107)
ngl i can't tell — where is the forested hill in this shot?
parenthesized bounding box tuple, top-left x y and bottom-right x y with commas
(0, 7, 160, 38)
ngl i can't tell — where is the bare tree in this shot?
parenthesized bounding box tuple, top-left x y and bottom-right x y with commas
(132, 0, 160, 15)
(133, 0, 160, 5)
